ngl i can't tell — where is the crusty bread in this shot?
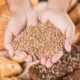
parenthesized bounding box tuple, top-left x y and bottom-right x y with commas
(69, 3, 80, 24)
(0, 0, 10, 50)
(0, 77, 22, 80)
(63, 69, 80, 80)
(72, 23, 80, 44)
(0, 51, 26, 63)
(12, 56, 24, 63)
(0, 57, 22, 77)
(0, 14, 10, 50)
(68, 0, 78, 12)
(0, 51, 25, 63)
(29, 45, 80, 80)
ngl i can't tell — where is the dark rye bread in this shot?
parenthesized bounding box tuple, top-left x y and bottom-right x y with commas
(12, 21, 64, 58)
(29, 45, 80, 80)
(63, 69, 80, 80)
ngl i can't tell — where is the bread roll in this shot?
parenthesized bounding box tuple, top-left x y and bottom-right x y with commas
(0, 14, 10, 50)
(29, 45, 80, 80)
(12, 56, 24, 63)
(0, 57, 22, 77)
(0, 77, 22, 80)
(0, 0, 10, 50)
(72, 23, 80, 44)
(31, 0, 39, 7)
(67, 0, 78, 12)
(69, 3, 80, 24)
(0, 51, 25, 63)
(63, 69, 80, 80)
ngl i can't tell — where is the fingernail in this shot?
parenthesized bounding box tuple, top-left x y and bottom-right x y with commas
(65, 40, 71, 52)
(68, 45, 71, 52)
(25, 55, 32, 62)
(41, 57, 46, 65)
(66, 44, 71, 52)
(52, 51, 63, 63)
(32, 55, 37, 61)
(46, 58, 53, 68)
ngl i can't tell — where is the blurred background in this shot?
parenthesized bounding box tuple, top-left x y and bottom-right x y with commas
(39, 0, 80, 2)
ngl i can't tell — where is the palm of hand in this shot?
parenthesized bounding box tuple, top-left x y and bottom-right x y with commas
(4, 10, 38, 62)
(39, 10, 75, 68)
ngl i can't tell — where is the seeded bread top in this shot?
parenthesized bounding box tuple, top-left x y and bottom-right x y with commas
(29, 45, 80, 80)
(12, 21, 64, 58)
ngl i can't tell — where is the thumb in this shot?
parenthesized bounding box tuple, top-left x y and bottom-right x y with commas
(27, 10, 38, 26)
(65, 21, 75, 52)
(4, 30, 14, 58)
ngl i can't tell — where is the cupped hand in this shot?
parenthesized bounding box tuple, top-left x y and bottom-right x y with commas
(39, 9, 75, 68)
(4, 9, 38, 62)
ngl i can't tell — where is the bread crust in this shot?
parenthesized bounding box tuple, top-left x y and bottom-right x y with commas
(0, 77, 22, 80)
(0, 57, 22, 77)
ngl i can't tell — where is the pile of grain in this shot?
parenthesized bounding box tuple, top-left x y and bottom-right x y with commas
(12, 21, 64, 58)
(29, 45, 80, 80)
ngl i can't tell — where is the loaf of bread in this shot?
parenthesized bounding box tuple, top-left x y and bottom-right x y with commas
(69, 3, 80, 24)
(0, 14, 10, 50)
(73, 23, 80, 44)
(0, 77, 22, 80)
(0, 0, 10, 50)
(0, 51, 25, 63)
(31, 0, 39, 7)
(12, 56, 25, 63)
(67, 0, 78, 12)
(0, 57, 22, 77)
(63, 69, 80, 80)
(29, 45, 80, 80)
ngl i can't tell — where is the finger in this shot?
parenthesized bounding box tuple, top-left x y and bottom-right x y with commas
(65, 25, 75, 44)
(65, 15, 75, 51)
(40, 57, 47, 66)
(4, 30, 14, 58)
(52, 51, 63, 63)
(25, 55, 33, 62)
(32, 55, 37, 61)
(4, 15, 26, 57)
(15, 50, 27, 59)
(46, 58, 53, 68)
(40, 11, 67, 34)
(40, 11, 51, 23)
(27, 11, 38, 26)
(65, 39, 71, 52)
(5, 44, 14, 58)
(7, 15, 26, 36)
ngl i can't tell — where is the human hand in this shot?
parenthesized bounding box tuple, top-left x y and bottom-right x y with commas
(39, 9, 75, 68)
(4, 0, 38, 62)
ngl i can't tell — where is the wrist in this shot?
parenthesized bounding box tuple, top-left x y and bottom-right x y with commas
(46, 0, 71, 12)
(25, 0, 33, 11)
(7, 0, 33, 14)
